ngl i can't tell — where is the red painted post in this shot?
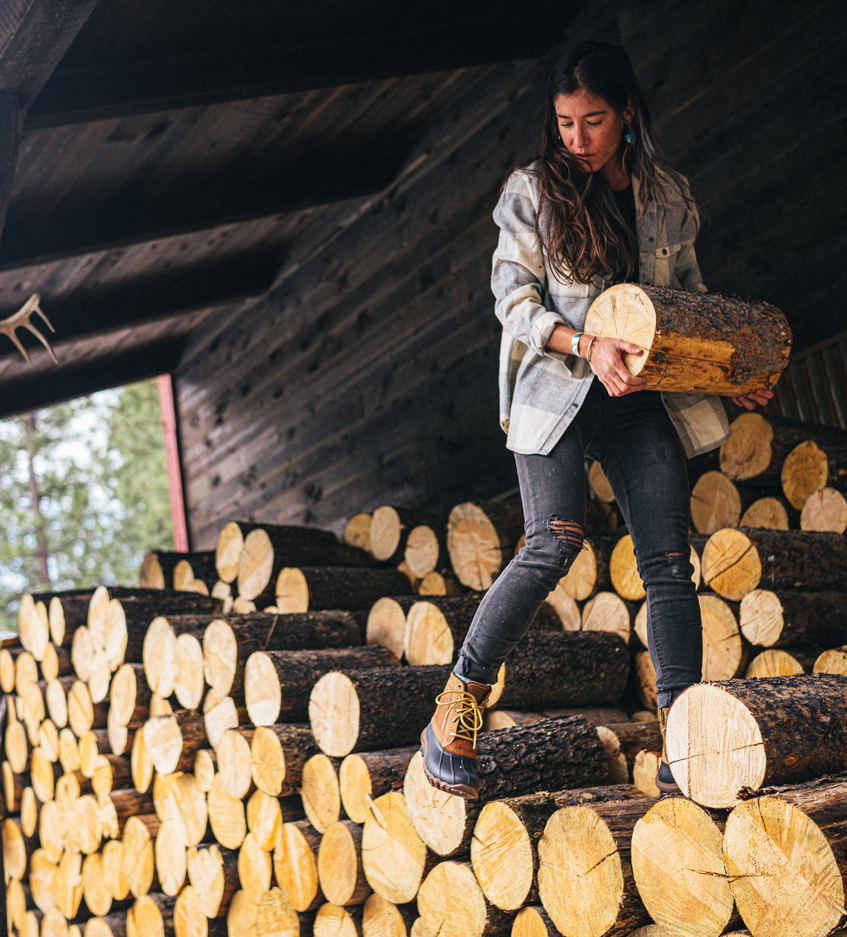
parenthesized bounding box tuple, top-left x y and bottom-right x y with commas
(157, 373, 189, 552)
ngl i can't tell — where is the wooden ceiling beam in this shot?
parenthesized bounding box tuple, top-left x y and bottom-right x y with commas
(0, 337, 186, 419)
(0, 149, 400, 266)
(0, 248, 283, 354)
(26, 12, 571, 127)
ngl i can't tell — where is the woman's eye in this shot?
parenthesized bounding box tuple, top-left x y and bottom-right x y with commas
(587, 121, 601, 126)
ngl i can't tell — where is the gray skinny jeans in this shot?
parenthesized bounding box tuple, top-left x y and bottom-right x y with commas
(455, 378, 702, 709)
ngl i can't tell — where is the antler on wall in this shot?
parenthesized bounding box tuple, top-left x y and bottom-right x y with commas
(0, 293, 57, 365)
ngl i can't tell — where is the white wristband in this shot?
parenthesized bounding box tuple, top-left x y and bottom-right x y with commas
(571, 332, 584, 356)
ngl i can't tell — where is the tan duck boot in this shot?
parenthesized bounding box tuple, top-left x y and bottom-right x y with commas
(656, 706, 681, 795)
(420, 672, 490, 799)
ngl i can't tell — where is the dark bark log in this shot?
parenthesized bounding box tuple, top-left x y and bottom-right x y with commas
(244, 645, 399, 725)
(252, 611, 362, 651)
(447, 499, 525, 591)
(338, 745, 417, 824)
(139, 551, 216, 590)
(254, 724, 320, 797)
(720, 413, 847, 490)
(496, 632, 630, 709)
(702, 529, 847, 601)
(288, 567, 413, 610)
(666, 673, 847, 808)
(310, 664, 453, 756)
(112, 592, 222, 663)
(370, 506, 445, 565)
(740, 591, 847, 648)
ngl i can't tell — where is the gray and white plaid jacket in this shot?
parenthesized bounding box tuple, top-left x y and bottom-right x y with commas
(492, 162, 730, 456)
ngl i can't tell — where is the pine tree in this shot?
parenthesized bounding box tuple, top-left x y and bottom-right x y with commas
(0, 379, 173, 632)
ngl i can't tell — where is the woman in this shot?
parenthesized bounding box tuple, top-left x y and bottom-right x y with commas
(420, 41, 771, 798)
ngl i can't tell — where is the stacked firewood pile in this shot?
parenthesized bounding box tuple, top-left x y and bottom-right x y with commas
(6, 409, 847, 936)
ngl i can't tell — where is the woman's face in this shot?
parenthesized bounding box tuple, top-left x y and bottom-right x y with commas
(554, 88, 630, 177)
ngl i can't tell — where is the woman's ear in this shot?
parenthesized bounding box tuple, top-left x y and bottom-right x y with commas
(623, 101, 634, 124)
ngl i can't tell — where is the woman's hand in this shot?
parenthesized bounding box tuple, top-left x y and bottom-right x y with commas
(731, 389, 774, 410)
(587, 337, 647, 397)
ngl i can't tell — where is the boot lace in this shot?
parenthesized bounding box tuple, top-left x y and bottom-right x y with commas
(435, 690, 485, 747)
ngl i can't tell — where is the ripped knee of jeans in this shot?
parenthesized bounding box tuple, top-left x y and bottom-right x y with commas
(650, 550, 693, 580)
(546, 516, 586, 568)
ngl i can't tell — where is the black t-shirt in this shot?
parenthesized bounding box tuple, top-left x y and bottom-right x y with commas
(610, 183, 638, 283)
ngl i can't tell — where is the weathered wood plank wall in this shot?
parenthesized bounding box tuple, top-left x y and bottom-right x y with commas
(176, 0, 847, 546)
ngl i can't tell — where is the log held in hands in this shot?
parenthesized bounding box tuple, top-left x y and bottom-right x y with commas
(583, 284, 791, 395)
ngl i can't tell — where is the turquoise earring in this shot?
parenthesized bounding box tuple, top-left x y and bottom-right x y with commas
(625, 124, 634, 144)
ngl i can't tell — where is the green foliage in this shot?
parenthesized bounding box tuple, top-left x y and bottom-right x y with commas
(0, 379, 173, 632)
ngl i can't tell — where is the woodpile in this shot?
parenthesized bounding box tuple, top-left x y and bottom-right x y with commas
(15, 414, 847, 937)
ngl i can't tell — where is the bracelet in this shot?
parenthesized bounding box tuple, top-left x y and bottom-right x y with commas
(570, 332, 584, 356)
(584, 335, 596, 361)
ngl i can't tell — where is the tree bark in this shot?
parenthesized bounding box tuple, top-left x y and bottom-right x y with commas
(403, 596, 560, 667)
(702, 529, 847, 601)
(405, 717, 610, 858)
(584, 284, 791, 395)
(497, 632, 630, 710)
(244, 646, 398, 726)
(275, 567, 412, 612)
(666, 673, 847, 808)
(309, 664, 453, 757)
(739, 590, 847, 648)
(339, 746, 417, 824)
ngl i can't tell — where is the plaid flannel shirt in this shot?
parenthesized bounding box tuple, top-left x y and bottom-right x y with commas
(492, 162, 730, 457)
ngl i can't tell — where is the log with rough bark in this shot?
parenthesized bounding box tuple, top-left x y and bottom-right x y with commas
(596, 723, 663, 784)
(217, 521, 372, 584)
(361, 790, 433, 905)
(243, 646, 399, 726)
(369, 506, 442, 565)
(417, 860, 514, 937)
(418, 569, 464, 597)
(583, 284, 791, 395)
(339, 746, 417, 824)
(469, 785, 645, 912)
(403, 597, 561, 667)
(447, 499, 525, 591)
(309, 664, 452, 757)
(251, 724, 319, 799)
(237, 526, 374, 602)
(139, 551, 215, 590)
(666, 674, 847, 808)
(739, 590, 847, 648)
(29, 588, 96, 645)
(301, 753, 342, 833)
(483, 710, 544, 732)
(631, 796, 737, 937)
(723, 778, 847, 937)
(404, 524, 449, 579)
(495, 632, 629, 710)
(405, 717, 609, 858)
(318, 820, 372, 907)
(538, 798, 654, 937)
(701, 528, 847, 601)
(781, 439, 847, 510)
(800, 487, 847, 533)
(275, 567, 411, 613)
(274, 819, 324, 913)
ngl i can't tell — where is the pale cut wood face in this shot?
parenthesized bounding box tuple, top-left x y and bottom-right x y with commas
(665, 683, 766, 808)
(631, 798, 735, 937)
(471, 800, 534, 911)
(721, 412, 774, 481)
(724, 795, 845, 937)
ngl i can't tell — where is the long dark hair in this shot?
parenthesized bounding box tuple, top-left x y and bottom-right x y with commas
(537, 41, 697, 285)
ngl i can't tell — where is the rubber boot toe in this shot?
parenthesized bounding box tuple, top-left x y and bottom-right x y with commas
(420, 723, 479, 799)
(655, 758, 681, 796)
